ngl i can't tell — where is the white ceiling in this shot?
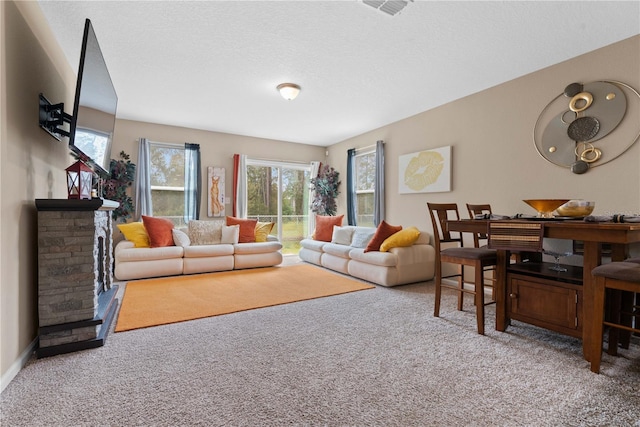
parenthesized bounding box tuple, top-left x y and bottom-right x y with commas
(37, 1, 640, 147)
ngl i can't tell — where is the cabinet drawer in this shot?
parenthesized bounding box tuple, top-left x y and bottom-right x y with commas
(508, 273, 583, 338)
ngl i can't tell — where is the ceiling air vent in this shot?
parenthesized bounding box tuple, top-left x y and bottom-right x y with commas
(363, 0, 412, 16)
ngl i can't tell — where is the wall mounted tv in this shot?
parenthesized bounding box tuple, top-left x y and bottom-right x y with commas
(39, 18, 117, 178)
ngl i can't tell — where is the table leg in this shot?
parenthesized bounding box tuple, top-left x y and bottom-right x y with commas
(582, 241, 600, 361)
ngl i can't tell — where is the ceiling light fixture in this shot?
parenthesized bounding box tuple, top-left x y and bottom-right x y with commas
(277, 83, 301, 101)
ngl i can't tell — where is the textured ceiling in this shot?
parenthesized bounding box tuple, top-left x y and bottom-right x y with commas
(37, 1, 640, 147)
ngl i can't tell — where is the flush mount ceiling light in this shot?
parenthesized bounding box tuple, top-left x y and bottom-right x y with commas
(362, 0, 413, 16)
(277, 83, 301, 101)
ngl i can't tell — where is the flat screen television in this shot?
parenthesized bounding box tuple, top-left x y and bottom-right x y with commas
(68, 19, 118, 178)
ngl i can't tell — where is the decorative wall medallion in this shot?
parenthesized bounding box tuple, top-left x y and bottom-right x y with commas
(533, 80, 640, 174)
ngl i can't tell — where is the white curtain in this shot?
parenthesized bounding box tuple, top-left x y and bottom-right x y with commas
(134, 137, 152, 220)
(308, 160, 321, 236)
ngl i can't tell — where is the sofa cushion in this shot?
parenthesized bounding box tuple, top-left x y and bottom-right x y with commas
(380, 227, 420, 252)
(189, 220, 223, 245)
(117, 222, 150, 248)
(349, 247, 398, 267)
(365, 221, 402, 253)
(183, 244, 234, 258)
(172, 229, 191, 247)
(351, 227, 376, 248)
(142, 215, 175, 248)
(300, 238, 326, 252)
(226, 216, 258, 243)
(314, 215, 344, 242)
(116, 245, 184, 262)
(221, 225, 240, 244)
(322, 242, 353, 258)
(331, 226, 355, 246)
(234, 241, 283, 254)
(255, 221, 275, 242)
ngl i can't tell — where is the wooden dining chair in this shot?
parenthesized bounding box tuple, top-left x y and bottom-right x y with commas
(427, 203, 498, 335)
(465, 203, 492, 248)
(589, 261, 640, 373)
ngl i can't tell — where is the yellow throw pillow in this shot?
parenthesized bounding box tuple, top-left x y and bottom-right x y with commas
(255, 222, 275, 242)
(379, 227, 421, 252)
(117, 222, 150, 248)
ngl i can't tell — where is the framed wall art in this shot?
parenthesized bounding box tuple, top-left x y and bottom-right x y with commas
(207, 166, 225, 217)
(398, 145, 451, 194)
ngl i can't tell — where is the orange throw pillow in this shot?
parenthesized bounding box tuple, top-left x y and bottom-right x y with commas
(314, 215, 344, 242)
(226, 216, 258, 243)
(142, 215, 175, 248)
(365, 221, 402, 252)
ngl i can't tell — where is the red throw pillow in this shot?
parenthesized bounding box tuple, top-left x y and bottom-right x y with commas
(226, 216, 258, 243)
(142, 215, 175, 248)
(365, 221, 402, 252)
(314, 215, 344, 242)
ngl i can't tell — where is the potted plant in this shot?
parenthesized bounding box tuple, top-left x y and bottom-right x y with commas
(310, 164, 340, 216)
(102, 151, 136, 222)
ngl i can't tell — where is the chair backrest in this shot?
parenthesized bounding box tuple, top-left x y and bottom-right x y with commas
(466, 203, 492, 219)
(427, 203, 463, 251)
(466, 203, 492, 247)
(487, 221, 544, 252)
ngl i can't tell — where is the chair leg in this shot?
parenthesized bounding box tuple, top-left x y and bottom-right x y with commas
(607, 289, 621, 356)
(457, 264, 464, 311)
(434, 262, 442, 318)
(590, 277, 606, 373)
(475, 264, 485, 335)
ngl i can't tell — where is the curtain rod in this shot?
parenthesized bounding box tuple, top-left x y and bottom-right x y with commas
(247, 156, 311, 166)
(355, 140, 384, 152)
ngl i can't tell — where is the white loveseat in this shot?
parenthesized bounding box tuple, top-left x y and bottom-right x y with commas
(299, 225, 435, 287)
(114, 219, 283, 281)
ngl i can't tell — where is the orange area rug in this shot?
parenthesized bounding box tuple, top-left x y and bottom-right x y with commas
(115, 264, 375, 332)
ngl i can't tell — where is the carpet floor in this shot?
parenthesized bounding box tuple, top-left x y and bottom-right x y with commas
(115, 264, 374, 332)
(1, 262, 639, 426)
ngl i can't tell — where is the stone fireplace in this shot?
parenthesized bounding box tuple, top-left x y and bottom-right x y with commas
(36, 198, 119, 357)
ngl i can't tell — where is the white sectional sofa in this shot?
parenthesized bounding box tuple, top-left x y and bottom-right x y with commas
(115, 238, 282, 281)
(114, 217, 283, 281)
(299, 225, 435, 287)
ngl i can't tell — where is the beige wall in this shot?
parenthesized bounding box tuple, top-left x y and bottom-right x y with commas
(2, 0, 639, 391)
(111, 119, 326, 217)
(327, 35, 640, 234)
(1, 1, 77, 387)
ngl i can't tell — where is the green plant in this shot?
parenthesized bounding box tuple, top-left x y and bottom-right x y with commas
(310, 164, 340, 216)
(103, 151, 136, 222)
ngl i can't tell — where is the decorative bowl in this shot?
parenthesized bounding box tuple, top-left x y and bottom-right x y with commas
(523, 199, 571, 218)
(555, 200, 595, 217)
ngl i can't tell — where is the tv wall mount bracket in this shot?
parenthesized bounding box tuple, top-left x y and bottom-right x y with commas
(39, 93, 72, 140)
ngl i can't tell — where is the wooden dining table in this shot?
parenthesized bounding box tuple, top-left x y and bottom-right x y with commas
(445, 218, 640, 360)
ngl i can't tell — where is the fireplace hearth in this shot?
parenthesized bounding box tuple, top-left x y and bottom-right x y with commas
(35, 198, 119, 357)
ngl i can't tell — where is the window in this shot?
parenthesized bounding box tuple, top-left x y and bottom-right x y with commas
(354, 150, 376, 227)
(149, 142, 186, 226)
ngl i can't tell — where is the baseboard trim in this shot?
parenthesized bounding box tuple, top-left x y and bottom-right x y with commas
(0, 337, 38, 394)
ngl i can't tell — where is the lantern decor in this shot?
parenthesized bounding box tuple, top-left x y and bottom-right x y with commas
(65, 160, 94, 200)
